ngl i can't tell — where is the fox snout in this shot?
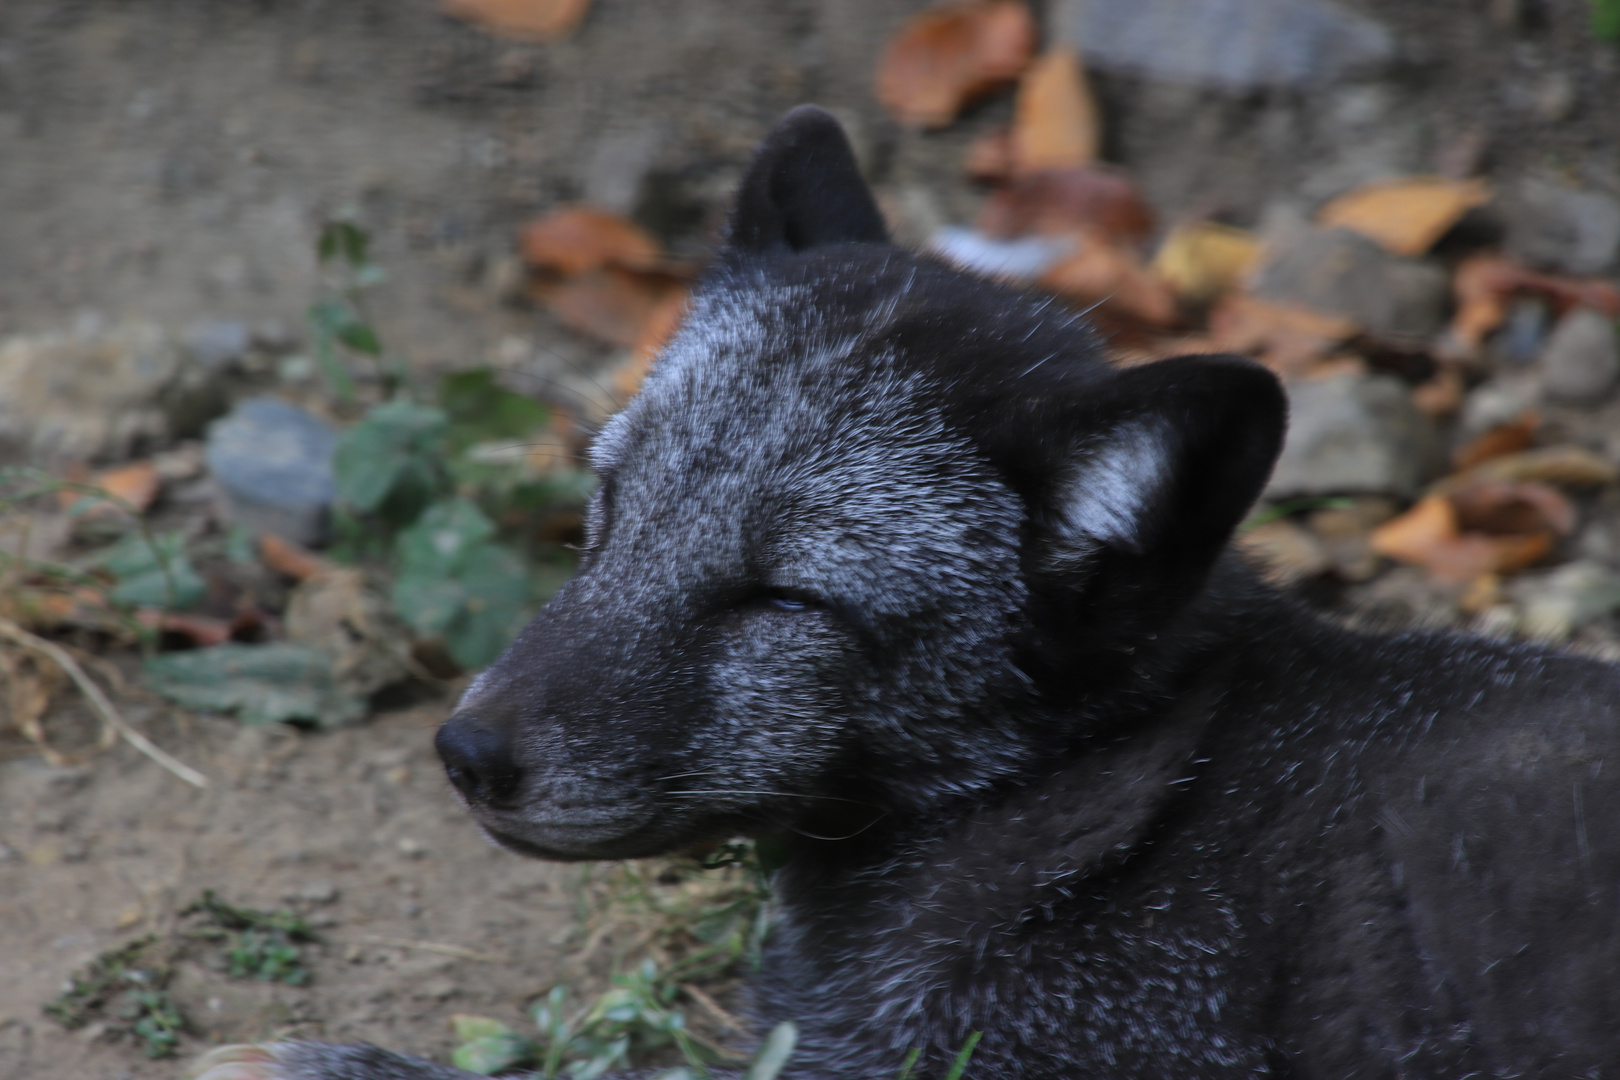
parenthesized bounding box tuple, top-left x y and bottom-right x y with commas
(435, 713, 522, 807)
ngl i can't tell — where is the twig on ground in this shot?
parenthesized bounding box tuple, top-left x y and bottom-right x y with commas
(0, 615, 208, 788)
(355, 935, 508, 963)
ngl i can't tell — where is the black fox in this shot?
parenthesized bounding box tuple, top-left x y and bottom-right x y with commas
(195, 107, 1620, 1080)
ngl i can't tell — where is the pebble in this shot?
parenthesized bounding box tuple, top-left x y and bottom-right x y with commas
(1539, 307, 1619, 405)
(205, 397, 338, 547)
(183, 319, 252, 371)
(294, 880, 341, 905)
(1507, 176, 1620, 276)
(1249, 227, 1450, 345)
(1266, 373, 1439, 499)
(1512, 561, 1620, 641)
(1055, 0, 1393, 92)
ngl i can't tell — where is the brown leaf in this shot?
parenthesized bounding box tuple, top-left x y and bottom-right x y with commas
(519, 207, 663, 277)
(875, 0, 1035, 129)
(136, 610, 232, 647)
(260, 533, 334, 582)
(1369, 494, 1553, 583)
(1445, 254, 1620, 358)
(1410, 364, 1465, 419)
(1207, 294, 1358, 376)
(1150, 222, 1261, 305)
(1448, 480, 1576, 537)
(1039, 232, 1178, 330)
(1316, 177, 1490, 257)
(59, 461, 161, 518)
(1435, 446, 1619, 494)
(978, 165, 1153, 242)
(964, 127, 1016, 183)
(1452, 411, 1539, 471)
(529, 267, 686, 348)
(612, 287, 690, 402)
(440, 0, 590, 42)
(1010, 46, 1098, 173)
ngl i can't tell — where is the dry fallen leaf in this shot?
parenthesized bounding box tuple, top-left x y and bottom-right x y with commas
(1370, 494, 1553, 583)
(1410, 364, 1465, 418)
(529, 267, 686, 348)
(1445, 254, 1620, 358)
(1435, 445, 1619, 494)
(964, 127, 1017, 182)
(1039, 232, 1178, 329)
(440, 0, 591, 42)
(260, 533, 335, 582)
(875, 0, 1035, 129)
(1151, 222, 1262, 305)
(1207, 294, 1358, 376)
(1316, 177, 1490, 257)
(1452, 411, 1539, 471)
(520, 207, 663, 277)
(59, 461, 161, 518)
(1010, 46, 1098, 173)
(1448, 480, 1576, 537)
(978, 165, 1154, 242)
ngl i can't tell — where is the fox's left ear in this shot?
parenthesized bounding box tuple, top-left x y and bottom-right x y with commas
(1025, 355, 1287, 607)
(727, 105, 890, 255)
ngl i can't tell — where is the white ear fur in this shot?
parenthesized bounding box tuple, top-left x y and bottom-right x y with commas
(1046, 421, 1169, 566)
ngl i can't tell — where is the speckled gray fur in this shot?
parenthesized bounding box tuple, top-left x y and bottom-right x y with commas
(238, 108, 1620, 1080)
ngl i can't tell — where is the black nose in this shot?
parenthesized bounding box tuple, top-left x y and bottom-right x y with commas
(435, 714, 522, 805)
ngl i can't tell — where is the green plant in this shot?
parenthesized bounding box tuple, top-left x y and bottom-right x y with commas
(43, 935, 186, 1059)
(1595, 0, 1620, 41)
(182, 889, 318, 986)
(309, 220, 396, 403)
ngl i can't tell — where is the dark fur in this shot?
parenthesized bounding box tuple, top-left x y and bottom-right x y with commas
(214, 108, 1620, 1080)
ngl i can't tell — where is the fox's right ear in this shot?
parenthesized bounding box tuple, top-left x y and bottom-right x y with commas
(726, 105, 890, 255)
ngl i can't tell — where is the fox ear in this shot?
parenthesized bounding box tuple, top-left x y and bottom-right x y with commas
(727, 105, 890, 255)
(1037, 355, 1286, 586)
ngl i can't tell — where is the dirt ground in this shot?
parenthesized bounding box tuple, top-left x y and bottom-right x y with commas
(3, 1, 1620, 1079)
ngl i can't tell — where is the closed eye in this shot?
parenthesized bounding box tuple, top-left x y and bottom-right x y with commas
(763, 588, 821, 613)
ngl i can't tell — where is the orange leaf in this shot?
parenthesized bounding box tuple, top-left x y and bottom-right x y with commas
(59, 461, 161, 517)
(519, 207, 662, 277)
(614, 287, 690, 402)
(1010, 46, 1098, 173)
(1150, 222, 1262, 305)
(1207, 294, 1358, 376)
(440, 0, 590, 42)
(529, 267, 685, 348)
(977, 165, 1153, 242)
(875, 0, 1035, 129)
(1316, 177, 1490, 257)
(1452, 412, 1538, 471)
(1445, 254, 1620, 358)
(260, 533, 334, 582)
(1039, 233, 1177, 329)
(1371, 493, 1554, 583)
(1448, 480, 1576, 537)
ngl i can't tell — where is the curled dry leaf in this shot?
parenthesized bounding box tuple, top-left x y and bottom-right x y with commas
(59, 460, 161, 518)
(978, 165, 1153, 242)
(1207, 293, 1358, 377)
(875, 0, 1035, 128)
(529, 267, 686, 349)
(1039, 232, 1178, 329)
(440, 0, 591, 43)
(1452, 411, 1539, 471)
(1151, 222, 1262, 305)
(1010, 46, 1098, 173)
(1446, 254, 1620, 358)
(1316, 177, 1490, 257)
(260, 533, 335, 582)
(1448, 480, 1576, 537)
(1434, 445, 1619, 494)
(520, 207, 662, 277)
(1370, 494, 1553, 584)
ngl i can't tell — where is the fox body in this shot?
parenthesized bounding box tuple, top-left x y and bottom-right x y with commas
(198, 109, 1620, 1080)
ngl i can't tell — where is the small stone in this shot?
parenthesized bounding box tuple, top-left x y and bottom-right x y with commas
(183, 320, 252, 371)
(1540, 308, 1619, 405)
(1459, 372, 1543, 436)
(1507, 176, 1620, 276)
(396, 837, 426, 858)
(205, 398, 338, 547)
(295, 880, 341, 905)
(1512, 561, 1620, 641)
(1250, 227, 1449, 345)
(1266, 373, 1439, 499)
(1055, 0, 1393, 92)
(417, 977, 458, 1001)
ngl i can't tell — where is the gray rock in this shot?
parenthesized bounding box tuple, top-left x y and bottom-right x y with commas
(1250, 226, 1450, 345)
(1459, 371, 1543, 436)
(183, 319, 252, 371)
(1511, 561, 1620, 642)
(1506, 176, 1620, 275)
(1266, 372, 1438, 499)
(0, 321, 226, 464)
(205, 397, 338, 546)
(1055, 0, 1393, 92)
(1540, 308, 1620, 405)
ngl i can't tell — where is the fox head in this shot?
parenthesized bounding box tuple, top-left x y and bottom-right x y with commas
(437, 107, 1286, 861)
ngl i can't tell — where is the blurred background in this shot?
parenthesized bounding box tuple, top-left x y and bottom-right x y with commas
(2, 2, 1620, 1078)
